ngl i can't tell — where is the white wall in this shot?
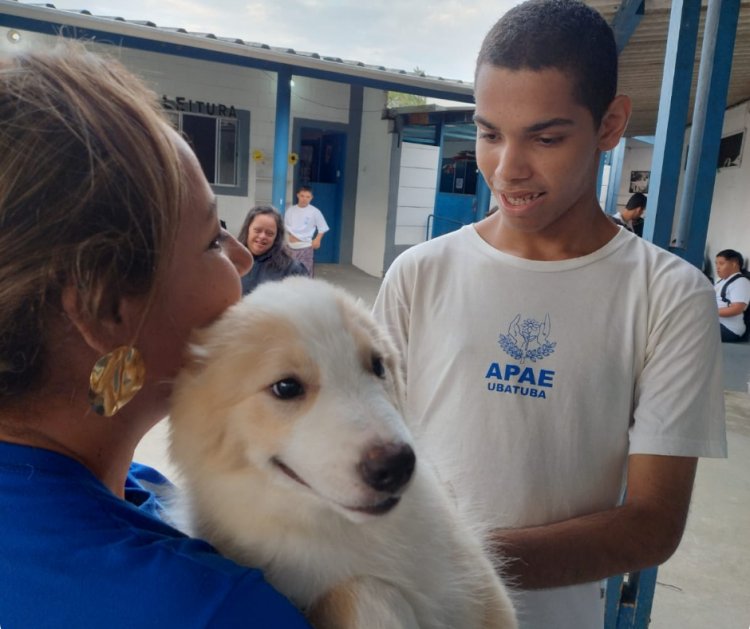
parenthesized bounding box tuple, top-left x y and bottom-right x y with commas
(1, 28, 352, 237)
(618, 140, 654, 211)
(352, 88, 391, 277)
(704, 101, 750, 264)
(611, 102, 750, 266)
(394, 143, 440, 245)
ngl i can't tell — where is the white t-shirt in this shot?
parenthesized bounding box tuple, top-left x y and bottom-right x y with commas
(373, 225, 727, 629)
(284, 203, 329, 248)
(611, 211, 633, 231)
(715, 272, 750, 335)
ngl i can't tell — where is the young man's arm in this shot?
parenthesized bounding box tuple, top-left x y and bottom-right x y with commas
(489, 453, 697, 589)
(718, 301, 747, 318)
(311, 232, 324, 250)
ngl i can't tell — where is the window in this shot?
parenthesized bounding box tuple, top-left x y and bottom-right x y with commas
(180, 114, 237, 187)
(163, 99, 249, 197)
(401, 123, 439, 146)
(439, 123, 478, 195)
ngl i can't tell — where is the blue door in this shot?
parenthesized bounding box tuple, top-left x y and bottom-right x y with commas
(431, 122, 488, 238)
(296, 128, 346, 263)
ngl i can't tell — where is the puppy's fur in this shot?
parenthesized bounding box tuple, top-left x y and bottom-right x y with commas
(169, 277, 516, 629)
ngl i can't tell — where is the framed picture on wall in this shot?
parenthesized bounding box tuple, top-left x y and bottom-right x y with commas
(717, 130, 744, 169)
(629, 170, 650, 194)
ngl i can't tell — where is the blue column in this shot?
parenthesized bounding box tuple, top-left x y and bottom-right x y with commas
(604, 139, 626, 216)
(611, 0, 645, 53)
(642, 0, 700, 249)
(272, 68, 292, 214)
(675, 0, 741, 267)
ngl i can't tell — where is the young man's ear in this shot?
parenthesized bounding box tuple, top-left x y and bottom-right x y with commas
(597, 95, 632, 151)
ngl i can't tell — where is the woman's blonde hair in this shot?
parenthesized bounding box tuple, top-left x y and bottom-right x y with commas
(0, 42, 185, 398)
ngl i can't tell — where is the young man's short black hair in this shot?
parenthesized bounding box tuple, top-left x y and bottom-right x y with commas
(716, 249, 744, 268)
(476, 0, 618, 128)
(626, 193, 647, 210)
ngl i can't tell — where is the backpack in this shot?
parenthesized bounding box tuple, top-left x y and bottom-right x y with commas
(720, 272, 750, 341)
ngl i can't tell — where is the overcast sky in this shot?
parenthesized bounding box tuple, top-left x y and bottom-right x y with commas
(45, 0, 522, 82)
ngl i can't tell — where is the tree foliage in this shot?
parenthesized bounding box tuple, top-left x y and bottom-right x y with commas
(387, 67, 428, 109)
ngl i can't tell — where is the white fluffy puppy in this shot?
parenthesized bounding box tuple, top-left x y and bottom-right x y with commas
(169, 277, 516, 629)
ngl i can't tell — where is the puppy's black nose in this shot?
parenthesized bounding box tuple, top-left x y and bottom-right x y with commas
(358, 442, 416, 493)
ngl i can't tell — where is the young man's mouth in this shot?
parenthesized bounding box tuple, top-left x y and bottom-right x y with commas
(501, 191, 545, 206)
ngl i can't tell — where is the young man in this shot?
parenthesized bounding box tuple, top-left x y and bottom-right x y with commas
(714, 248, 750, 342)
(284, 186, 330, 276)
(373, 1, 727, 627)
(611, 192, 647, 234)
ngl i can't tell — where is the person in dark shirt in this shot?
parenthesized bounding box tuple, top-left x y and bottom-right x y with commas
(239, 205, 309, 295)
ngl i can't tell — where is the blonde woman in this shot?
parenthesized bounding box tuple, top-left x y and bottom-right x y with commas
(0, 45, 311, 628)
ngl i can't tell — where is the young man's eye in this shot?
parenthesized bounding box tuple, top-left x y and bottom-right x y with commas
(478, 131, 498, 141)
(538, 136, 562, 146)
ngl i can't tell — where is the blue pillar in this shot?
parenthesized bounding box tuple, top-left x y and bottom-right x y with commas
(611, 0, 645, 53)
(272, 68, 292, 214)
(642, 0, 700, 249)
(675, 0, 741, 267)
(604, 139, 626, 216)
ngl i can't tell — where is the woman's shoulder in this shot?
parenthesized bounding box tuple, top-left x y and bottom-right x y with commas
(0, 444, 310, 627)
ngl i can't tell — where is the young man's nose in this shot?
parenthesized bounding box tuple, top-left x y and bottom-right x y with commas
(494, 142, 532, 182)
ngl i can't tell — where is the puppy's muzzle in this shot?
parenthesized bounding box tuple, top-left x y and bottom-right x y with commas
(358, 443, 416, 494)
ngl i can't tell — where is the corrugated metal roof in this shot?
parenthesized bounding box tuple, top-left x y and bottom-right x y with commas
(0, 0, 475, 102)
(589, 0, 750, 136)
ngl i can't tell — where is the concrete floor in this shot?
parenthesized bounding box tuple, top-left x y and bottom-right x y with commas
(136, 264, 750, 628)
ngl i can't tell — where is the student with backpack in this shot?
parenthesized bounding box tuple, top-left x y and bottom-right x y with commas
(715, 249, 750, 342)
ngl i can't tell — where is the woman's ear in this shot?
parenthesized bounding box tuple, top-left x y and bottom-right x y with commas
(597, 95, 632, 151)
(60, 284, 143, 354)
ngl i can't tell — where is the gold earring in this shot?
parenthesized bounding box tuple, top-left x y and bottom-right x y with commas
(88, 346, 146, 417)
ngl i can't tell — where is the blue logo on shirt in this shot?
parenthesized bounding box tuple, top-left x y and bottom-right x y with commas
(485, 314, 557, 399)
(499, 313, 556, 363)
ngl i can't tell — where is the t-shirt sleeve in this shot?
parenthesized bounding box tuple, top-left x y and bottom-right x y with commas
(728, 276, 750, 305)
(629, 276, 727, 458)
(313, 208, 330, 233)
(373, 253, 413, 380)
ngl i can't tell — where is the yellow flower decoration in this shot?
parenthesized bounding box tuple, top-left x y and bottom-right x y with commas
(288, 152, 299, 165)
(252, 149, 265, 162)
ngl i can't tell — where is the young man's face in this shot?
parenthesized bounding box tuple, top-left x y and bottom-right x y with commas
(715, 256, 739, 280)
(296, 190, 313, 207)
(474, 64, 614, 235)
(622, 206, 644, 222)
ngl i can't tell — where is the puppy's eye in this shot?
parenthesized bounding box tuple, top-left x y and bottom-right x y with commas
(271, 378, 305, 400)
(371, 355, 385, 378)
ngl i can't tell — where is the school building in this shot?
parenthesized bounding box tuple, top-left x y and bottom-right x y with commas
(1, 0, 748, 277)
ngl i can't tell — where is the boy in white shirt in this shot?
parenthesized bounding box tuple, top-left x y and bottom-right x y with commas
(284, 186, 329, 276)
(714, 248, 750, 342)
(373, 1, 726, 627)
